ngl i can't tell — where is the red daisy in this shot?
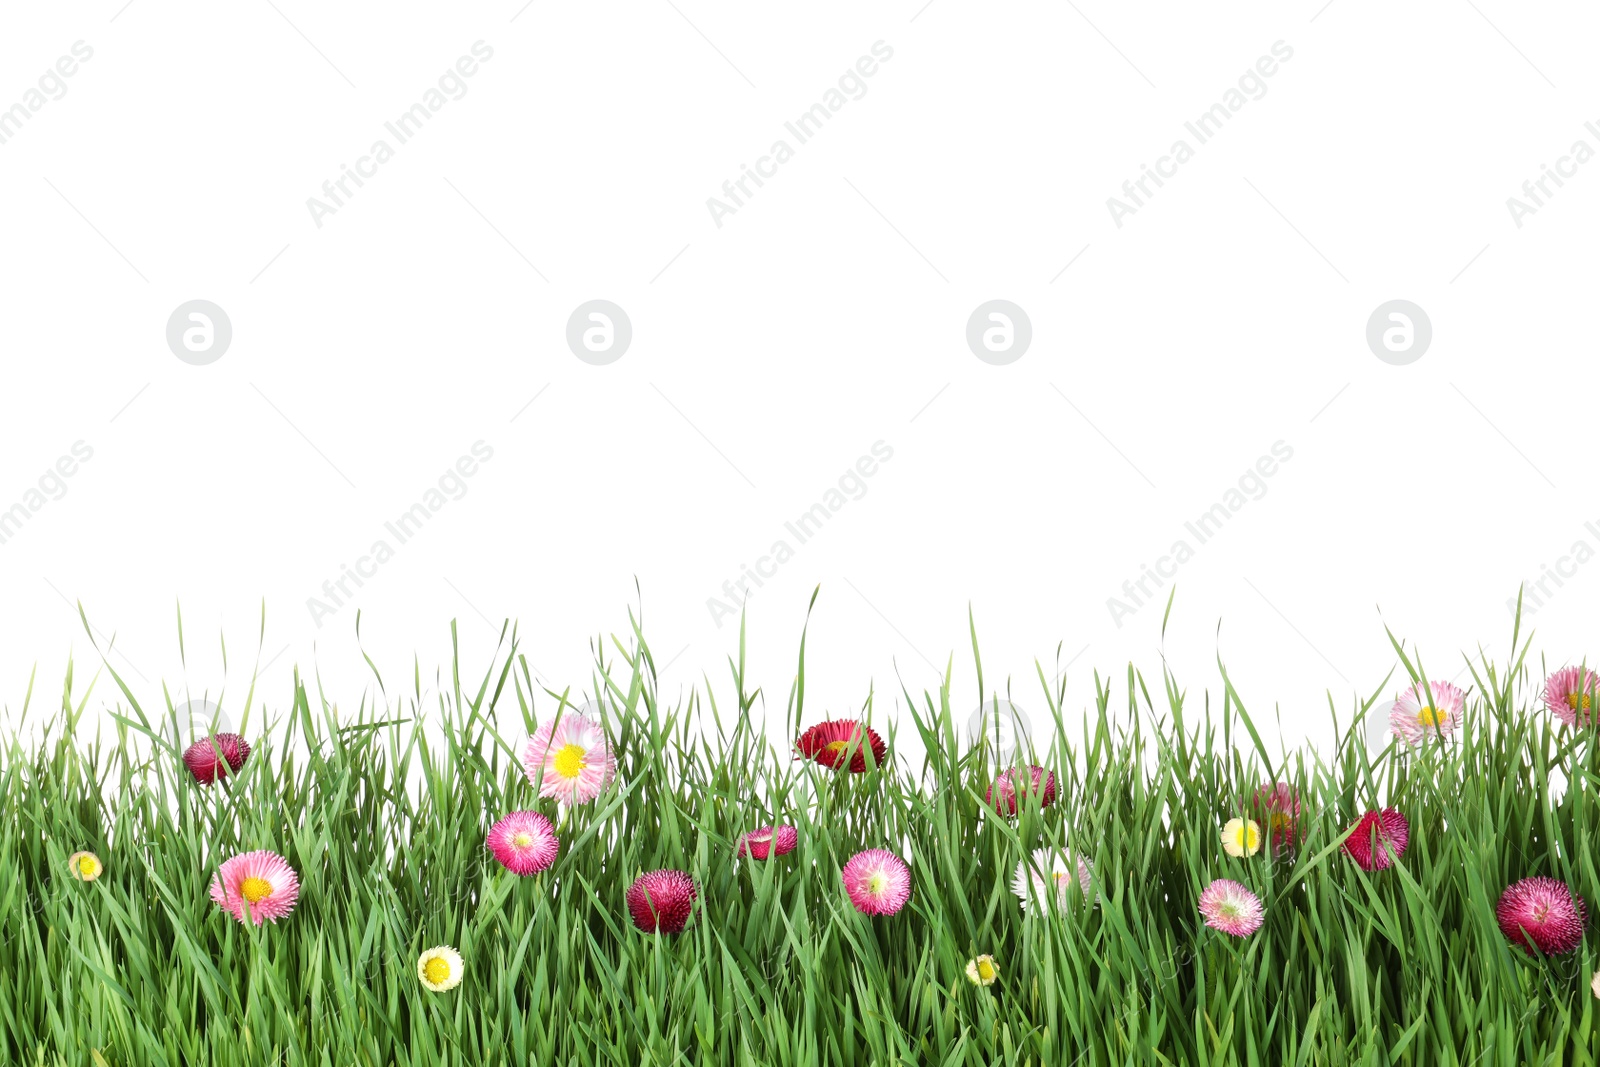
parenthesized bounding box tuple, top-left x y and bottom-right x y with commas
(795, 720, 887, 773)
(626, 869, 698, 934)
(1498, 877, 1587, 955)
(1343, 808, 1409, 872)
(182, 733, 250, 784)
(985, 764, 1057, 816)
(736, 825, 798, 860)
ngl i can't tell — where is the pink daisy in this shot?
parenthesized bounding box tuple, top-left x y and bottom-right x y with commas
(1543, 667, 1600, 727)
(209, 850, 299, 925)
(795, 720, 887, 773)
(182, 733, 250, 785)
(1343, 809, 1409, 872)
(1497, 876, 1588, 955)
(985, 765, 1058, 816)
(736, 825, 798, 860)
(626, 869, 698, 934)
(841, 849, 911, 916)
(524, 712, 616, 805)
(1389, 680, 1465, 745)
(1197, 878, 1264, 937)
(1252, 782, 1301, 854)
(486, 811, 559, 875)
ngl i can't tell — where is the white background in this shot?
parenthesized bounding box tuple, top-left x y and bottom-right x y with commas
(1, 0, 1595, 755)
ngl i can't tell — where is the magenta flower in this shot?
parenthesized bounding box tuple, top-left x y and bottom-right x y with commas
(1343, 809, 1409, 872)
(1197, 878, 1264, 937)
(1389, 680, 1464, 745)
(486, 811, 559, 875)
(796, 720, 888, 772)
(1544, 667, 1600, 727)
(209, 850, 299, 925)
(524, 712, 616, 805)
(1252, 782, 1300, 853)
(841, 849, 911, 916)
(985, 765, 1057, 816)
(182, 733, 250, 784)
(626, 869, 698, 934)
(1498, 877, 1588, 955)
(736, 825, 798, 860)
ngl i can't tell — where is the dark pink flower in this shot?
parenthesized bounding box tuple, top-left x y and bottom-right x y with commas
(1343, 809, 1409, 872)
(182, 733, 250, 784)
(796, 720, 887, 772)
(486, 811, 559, 875)
(1498, 877, 1587, 955)
(627, 869, 698, 934)
(841, 849, 911, 916)
(985, 765, 1057, 816)
(736, 825, 798, 860)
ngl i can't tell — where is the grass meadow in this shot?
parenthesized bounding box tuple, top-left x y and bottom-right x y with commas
(3, 601, 1599, 1066)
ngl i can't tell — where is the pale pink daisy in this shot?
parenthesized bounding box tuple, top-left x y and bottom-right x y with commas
(841, 849, 911, 916)
(209, 850, 299, 925)
(1389, 680, 1465, 745)
(1543, 667, 1600, 727)
(1197, 878, 1264, 937)
(486, 811, 559, 875)
(1011, 847, 1094, 912)
(736, 825, 798, 860)
(523, 712, 616, 805)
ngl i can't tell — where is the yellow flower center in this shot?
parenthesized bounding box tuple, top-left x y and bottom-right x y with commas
(240, 877, 273, 903)
(78, 855, 100, 878)
(512, 832, 534, 849)
(867, 873, 887, 895)
(1569, 692, 1593, 712)
(1269, 812, 1293, 831)
(977, 958, 997, 981)
(1416, 706, 1444, 728)
(823, 740, 850, 756)
(553, 743, 587, 779)
(424, 957, 451, 985)
(1051, 871, 1067, 883)
(1234, 823, 1260, 850)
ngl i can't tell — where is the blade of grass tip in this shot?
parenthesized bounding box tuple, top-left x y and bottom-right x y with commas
(1161, 585, 1178, 641)
(968, 603, 983, 709)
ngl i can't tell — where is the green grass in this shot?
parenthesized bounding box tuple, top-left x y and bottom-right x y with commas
(3, 602, 1599, 1066)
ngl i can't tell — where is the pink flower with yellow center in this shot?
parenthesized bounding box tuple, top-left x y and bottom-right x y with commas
(524, 712, 616, 805)
(209, 850, 299, 925)
(1389, 681, 1465, 745)
(1543, 667, 1600, 727)
(736, 825, 798, 860)
(1198, 878, 1264, 937)
(1252, 782, 1300, 853)
(841, 849, 911, 915)
(486, 811, 559, 875)
(1498, 877, 1587, 955)
(795, 720, 887, 773)
(1011, 847, 1094, 912)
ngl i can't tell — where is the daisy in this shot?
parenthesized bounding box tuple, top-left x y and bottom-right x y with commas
(524, 711, 616, 805)
(986, 764, 1057, 816)
(1010, 847, 1094, 913)
(1389, 680, 1464, 745)
(486, 811, 559, 875)
(1221, 818, 1261, 858)
(209, 850, 299, 925)
(795, 720, 887, 773)
(1543, 667, 1600, 727)
(67, 850, 102, 882)
(417, 946, 464, 992)
(736, 825, 798, 860)
(626, 869, 698, 934)
(1343, 809, 1409, 872)
(1197, 878, 1264, 937)
(841, 849, 911, 916)
(965, 954, 999, 986)
(1253, 782, 1300, 853)
(182, 733, 251, 784)
(1497, 877, 1588, 955)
